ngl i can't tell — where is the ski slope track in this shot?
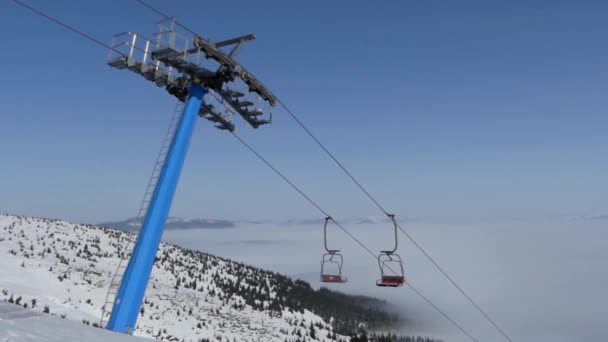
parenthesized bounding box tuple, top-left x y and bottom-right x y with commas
(0, 214, 356, 342)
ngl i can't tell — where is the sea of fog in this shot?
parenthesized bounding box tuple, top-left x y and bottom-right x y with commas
(162, 219, 608, 342)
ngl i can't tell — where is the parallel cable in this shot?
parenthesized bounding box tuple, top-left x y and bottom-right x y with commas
(278, 99, 391, 216)
(395, 222, 510, 341)
(230, 131, 379, 261)
(230, 131, 479, 342)
(12, 0, 116, 51)
(278, 102, 515, 342)
(408, 283, 479, 342)
(242, 15, 512, 342)
(12, 0, 149, 57)
(209, 94, 481, 342)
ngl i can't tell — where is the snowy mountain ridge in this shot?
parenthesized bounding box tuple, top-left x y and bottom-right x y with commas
(0, 213, 399, 342)
(99, 216, 237, 232)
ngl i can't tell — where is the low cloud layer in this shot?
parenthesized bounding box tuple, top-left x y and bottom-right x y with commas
(163, 219, 608, 341)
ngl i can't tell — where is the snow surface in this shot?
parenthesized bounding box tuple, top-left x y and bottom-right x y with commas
(0, 214, 346, 342)
(0, 301, 148, 342)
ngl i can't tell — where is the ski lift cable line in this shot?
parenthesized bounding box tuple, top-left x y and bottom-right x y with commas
(12, 1, 479, 340)
(12, 0, 150, 57)
(131, 1, 514, 341)
(229, 131, 479, 342)
(278, 101, 516, 342)
(134, 0, 198, 37)
(12, 0, 112, 51)
(210, 97, 477, 341)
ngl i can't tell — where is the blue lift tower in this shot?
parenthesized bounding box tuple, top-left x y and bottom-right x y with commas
(100, 20, 277, 334)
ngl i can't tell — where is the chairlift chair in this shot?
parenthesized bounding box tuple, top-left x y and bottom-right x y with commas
(376, 214, 405, 287)
(320, 217, 347, 284)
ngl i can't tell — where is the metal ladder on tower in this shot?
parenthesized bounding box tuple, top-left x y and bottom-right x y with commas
(100, 101, 185, 327)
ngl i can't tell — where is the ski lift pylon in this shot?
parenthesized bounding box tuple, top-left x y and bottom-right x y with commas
(320, 216, 347, 284)
(376, 214, 405, 287)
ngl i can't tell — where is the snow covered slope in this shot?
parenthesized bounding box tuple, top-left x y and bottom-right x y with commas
(0, 214, 394, 341)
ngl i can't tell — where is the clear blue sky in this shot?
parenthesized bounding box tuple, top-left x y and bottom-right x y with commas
(0, 0, 606, 223)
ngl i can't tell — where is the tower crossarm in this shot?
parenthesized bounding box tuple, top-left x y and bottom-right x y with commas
(192, 35, 277, 107)
(186, 34, 255, 58)
(107, 24, 276, 131)
(216, 89, 271, 128)
(199, 104, 235, 132)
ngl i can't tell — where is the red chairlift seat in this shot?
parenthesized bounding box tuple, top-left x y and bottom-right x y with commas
(321, 250, 348, 284)
(320, 217, 348, 284)
(376, 251, 405, 287)
(321, 274, 348, 284)
(377, 275, 405, 287)
(321, 275, 346, 283)
(376, 214, 406, 288)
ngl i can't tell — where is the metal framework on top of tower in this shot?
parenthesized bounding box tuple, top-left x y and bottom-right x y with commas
(107, 19, 276, 130)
